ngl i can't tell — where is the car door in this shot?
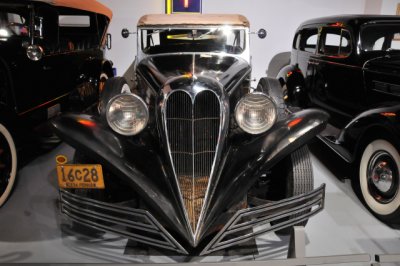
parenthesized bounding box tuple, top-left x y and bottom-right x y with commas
(361, 22, 400, 108)
(13, 4, 61, 114)
(0, 6, 46, 114)
(308, 26, 362, 126)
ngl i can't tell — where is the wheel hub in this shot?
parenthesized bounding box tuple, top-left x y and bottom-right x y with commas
(367, 151, 399, 203)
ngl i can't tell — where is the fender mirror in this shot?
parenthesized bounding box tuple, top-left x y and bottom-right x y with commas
(257, 29, 267, 39)
(121, 28, 136, 39)
(106, 33, 112, 50)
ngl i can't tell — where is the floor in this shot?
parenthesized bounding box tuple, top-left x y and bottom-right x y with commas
(0, 140, 400, 265)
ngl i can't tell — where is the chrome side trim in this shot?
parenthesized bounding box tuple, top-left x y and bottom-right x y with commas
(200, 184, 325, 255)
(59, 189, 188, 255)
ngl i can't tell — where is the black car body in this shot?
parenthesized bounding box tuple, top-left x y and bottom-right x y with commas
(52, 14, 328, 255)
(276, 15, 400, 225)
(0, 0, 113, 206)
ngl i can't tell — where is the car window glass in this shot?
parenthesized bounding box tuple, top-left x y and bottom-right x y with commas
(361, 24, 400, 52)
(340, 29, 351, 55)
(372, 37, 384, 50)
(141, 28, 246, 55)
(299, 28, 318, 53)
(391, 36, 400, 49)
(58, 9, 100, 53)
(0, 12, 29, 39)
(319, 27, 351, 57)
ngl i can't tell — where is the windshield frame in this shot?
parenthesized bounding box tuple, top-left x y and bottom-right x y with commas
(136, 25, 250, 63)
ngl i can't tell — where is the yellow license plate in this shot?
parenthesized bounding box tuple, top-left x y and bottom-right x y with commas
(57, 164, 105, 189)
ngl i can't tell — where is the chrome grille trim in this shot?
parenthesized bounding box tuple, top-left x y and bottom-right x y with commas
(161, 77, 227, 240)
(164, 89, 221, 234)
(200, 184, 326, 255)
(59, 189, 188, 254)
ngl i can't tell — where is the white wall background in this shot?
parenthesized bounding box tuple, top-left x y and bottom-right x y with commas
(381, 0, 400, 14)
(98, 0, 398, 84)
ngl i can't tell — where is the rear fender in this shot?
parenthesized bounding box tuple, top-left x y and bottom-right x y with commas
(338, 105, 400, 163)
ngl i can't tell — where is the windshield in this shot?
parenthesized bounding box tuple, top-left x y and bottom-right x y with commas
(361, 24, 400, 52)
(0, 11, 29, 40)
(141, 28, 246, 55)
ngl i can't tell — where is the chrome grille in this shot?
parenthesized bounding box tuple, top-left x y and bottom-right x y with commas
(166, 90, 220, 232)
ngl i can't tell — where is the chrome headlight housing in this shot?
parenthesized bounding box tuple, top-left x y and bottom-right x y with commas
(106, 93, 149, 136)
(235, 92, 277, 134)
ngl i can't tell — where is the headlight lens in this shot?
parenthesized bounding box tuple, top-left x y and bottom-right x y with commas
(235, 93, 277, 134)
(106, 94, 149, 136)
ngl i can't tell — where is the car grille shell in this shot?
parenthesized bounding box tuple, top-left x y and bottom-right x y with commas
(165, 90, 221, 233)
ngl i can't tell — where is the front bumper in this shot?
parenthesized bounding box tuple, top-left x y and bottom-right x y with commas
(59, 184, 325, 255)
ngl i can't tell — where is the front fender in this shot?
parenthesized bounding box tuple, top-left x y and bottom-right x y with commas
(51, 114, 193, 244)
(200, 108, 328, 238)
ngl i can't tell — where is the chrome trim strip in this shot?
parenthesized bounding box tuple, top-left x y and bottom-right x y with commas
(59, 189, 188, 255)
(200, 184, 325, 255)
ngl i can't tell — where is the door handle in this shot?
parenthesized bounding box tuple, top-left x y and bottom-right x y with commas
(43, 66, 52, 71)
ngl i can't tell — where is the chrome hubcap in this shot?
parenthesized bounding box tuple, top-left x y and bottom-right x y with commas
(367, 151, 399, 204)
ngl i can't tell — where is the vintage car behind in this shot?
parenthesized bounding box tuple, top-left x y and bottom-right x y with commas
(0, 0, 114, 206)
(275, 15, 400, 226)
(52, 14, 328, 255)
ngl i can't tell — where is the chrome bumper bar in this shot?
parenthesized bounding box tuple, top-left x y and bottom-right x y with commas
(59, 184, 325, 255)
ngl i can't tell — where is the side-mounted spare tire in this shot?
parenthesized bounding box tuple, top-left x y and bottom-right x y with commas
(256, 77, 286, 120)
(0, 123, 17, 207)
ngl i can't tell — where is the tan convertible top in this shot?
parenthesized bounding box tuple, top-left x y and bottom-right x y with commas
(35, 0, 113, 20)
(138, 14, 250, 28)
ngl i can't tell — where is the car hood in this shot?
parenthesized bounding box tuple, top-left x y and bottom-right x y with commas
(136, 54, 251, 92)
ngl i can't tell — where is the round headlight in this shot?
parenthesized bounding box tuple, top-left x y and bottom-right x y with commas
(235, 93, 277, 134)
(106, 94, 149, 136)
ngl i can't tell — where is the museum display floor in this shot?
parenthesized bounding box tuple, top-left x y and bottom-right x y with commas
(1, 141, 400, 265)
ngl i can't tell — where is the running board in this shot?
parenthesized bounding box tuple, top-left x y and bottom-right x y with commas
(317, 135, 352, 163)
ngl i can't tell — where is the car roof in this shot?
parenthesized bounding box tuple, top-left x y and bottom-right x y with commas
(299, 14, 400, 28)
(138, 14, 250, 28)
(34, 0, 112, 20)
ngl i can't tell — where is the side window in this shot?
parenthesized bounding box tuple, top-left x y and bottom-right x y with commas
(362, 24, 400, 51)
(58, 8, 99, 53)
(35, 6, 59, 54)
(391, 34, 400, 50)
(319, 27, 351, 57)
(340, 30, 351, 55)
(299, 28, 318, 53)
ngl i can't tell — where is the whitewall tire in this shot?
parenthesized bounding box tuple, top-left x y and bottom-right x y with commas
(0, 123, 17, 207)
(359, 139, 400, 219)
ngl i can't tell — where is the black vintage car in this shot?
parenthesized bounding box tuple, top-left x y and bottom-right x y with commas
(52, 14, 328, 255)
(0, 0, 114, 206)
(276, 15, 400, 226)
